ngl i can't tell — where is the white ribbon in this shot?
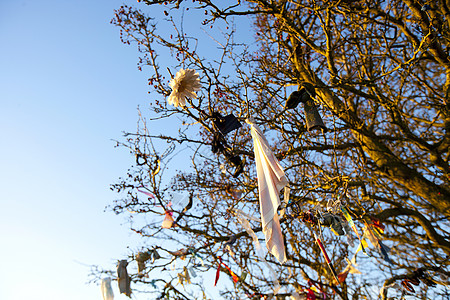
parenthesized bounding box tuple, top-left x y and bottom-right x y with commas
(100, 278, 114, 300)
(235, 210, 281, 294)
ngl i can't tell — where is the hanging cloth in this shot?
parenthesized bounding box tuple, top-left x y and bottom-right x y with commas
(135, 251, 152, 275)
(337, 255, 361, 283)
(117, 260, 131, 297)
(178, 266, 191, 287)
(212, 112, 242, 136)
(101, 277, 114, 300)
(235, 209, 281, 294)
(246, 118, 289, 264)
(365, 221, 392, 264)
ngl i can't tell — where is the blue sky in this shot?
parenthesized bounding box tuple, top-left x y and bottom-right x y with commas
(0, 1, 256, 299)
(0, 0, 151, 299)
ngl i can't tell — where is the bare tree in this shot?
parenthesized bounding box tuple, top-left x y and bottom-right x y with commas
(98, 1, 450, 299)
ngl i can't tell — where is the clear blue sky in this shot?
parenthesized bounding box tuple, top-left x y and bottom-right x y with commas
(0, 1, 255, 299)
(0, 0, 151, 299)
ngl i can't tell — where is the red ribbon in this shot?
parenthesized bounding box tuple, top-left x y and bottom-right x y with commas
(308, 279, 327, 299)
(136, 187, 155, 198)
(306, 289, 316, 300)
(214, 256, 239, 286)
(315, 235, 340, 284)
(370, 218, 385, 234)
(214, 258, 221, 286)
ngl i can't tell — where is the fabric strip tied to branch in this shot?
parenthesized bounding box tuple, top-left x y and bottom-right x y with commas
(246, 118, 289, 264)
(101, 277, 114, 300)
(235, 209, 281, 294)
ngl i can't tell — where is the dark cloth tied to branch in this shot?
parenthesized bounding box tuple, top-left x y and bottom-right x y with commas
(210, 112, 245, 177)
(117, 260, 132, 297)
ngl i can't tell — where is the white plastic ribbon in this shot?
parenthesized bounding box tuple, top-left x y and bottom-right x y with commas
(234, 208, 261, 223)
(235, 210, 281, 294)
